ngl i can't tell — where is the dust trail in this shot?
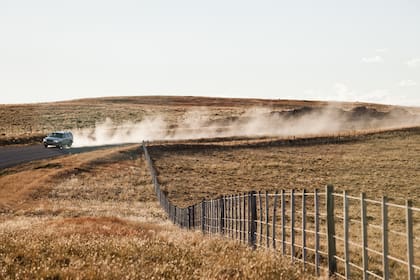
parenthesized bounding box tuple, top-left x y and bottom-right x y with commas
(72, 106, 420, 147)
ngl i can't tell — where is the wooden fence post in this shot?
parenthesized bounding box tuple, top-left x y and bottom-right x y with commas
(239, 195, 243, 241)
(220, 196, 225, 234)
(188, 206, 193, 229)
(281, 189, 286, 256)
(243, 193, 246, 241)
(231, 195, 234, 238)
(259, 191, 263, 246)
(291, 189, 295, 261)
(227, 196, 230, 237)
(266, 191, 269, 248)
(201, 200, 205, 234)
(248, 193, 251, 245)
(326, 185, 337, 276)
(191, 205, 195, 229)
(302, 189, 307, 268)
(382, 196, 389, 280)
(272, 191, 278, 250)
(406, 200, 414, 280)
(249, 191, 257, 249)
(361, 193, 368, 280)
(211, 200, 214, 234)
(315, 189, 320, 276)
(343, 191, 350, 279)
(235, 195, 239, 240)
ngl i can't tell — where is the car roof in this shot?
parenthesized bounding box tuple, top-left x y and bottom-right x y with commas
(51, 131, 72, 135)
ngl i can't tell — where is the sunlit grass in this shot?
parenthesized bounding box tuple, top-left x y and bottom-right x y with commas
(0, 144, 314, 279)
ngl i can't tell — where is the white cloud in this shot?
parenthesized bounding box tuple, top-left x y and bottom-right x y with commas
(399, 80, 417, 87)
(361, 56, 384, 63)
(406, 58, 420, 67)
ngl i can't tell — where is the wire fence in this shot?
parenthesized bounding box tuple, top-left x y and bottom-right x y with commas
(142, 142, 420, 279)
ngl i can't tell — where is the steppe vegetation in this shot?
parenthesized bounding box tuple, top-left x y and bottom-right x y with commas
(150, 128, 420, 207)
(2, 96, 419, 145)
(0, 145, 314, 279)
(149, 127, 420, 278)
(2, 96, 420, 279)
(1, 96, 315, 140)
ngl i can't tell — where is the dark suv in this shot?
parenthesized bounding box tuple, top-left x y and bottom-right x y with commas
(43, 131, 73, 149)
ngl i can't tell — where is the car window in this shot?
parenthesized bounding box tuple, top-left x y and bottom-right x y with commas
(51, 133, 64, 138)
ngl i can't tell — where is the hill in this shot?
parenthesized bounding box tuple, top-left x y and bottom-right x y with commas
(1, 96, 419, 146)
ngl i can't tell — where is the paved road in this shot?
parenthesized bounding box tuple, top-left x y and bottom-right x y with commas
(0, 144, 132, 170)
(0, 145, 71, 169)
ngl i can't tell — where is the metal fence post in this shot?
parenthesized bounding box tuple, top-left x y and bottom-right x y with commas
(326, 185, 337, 276)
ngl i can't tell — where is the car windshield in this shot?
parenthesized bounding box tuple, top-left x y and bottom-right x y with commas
(49, 133, 64, 138)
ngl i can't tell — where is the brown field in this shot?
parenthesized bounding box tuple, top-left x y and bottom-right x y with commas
(150, 127, 420, 207)
(2, 96, 420, 279)
(0, 96, 329, 139)
(148, 126, 420, 278)
(0, 144, 315, 279)
(2, 95, 420, 145)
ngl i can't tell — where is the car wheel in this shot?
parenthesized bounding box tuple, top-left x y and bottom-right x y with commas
(44, 144, 48, 148)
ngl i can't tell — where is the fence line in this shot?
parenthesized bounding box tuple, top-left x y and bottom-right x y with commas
(142, 142, 419, 279)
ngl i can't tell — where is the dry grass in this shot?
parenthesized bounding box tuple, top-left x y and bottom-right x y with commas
(1, 96, 294, 139)
(149, 127, 420, 278)
(150, 128, 420, 207)
(0, 144, 315, 279)
(0, 220, 315, 280)
(2, 95, 418, 145)
(2, 96, 420, 279)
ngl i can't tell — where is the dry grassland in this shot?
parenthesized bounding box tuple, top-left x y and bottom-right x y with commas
(0, 145, 315, 279)
(1, 96, 304, 139)
(1, 96, 413, 145)
(2, 96, 420, 278)
(150, 128, 420, 207)
(150, 127, 420, 278)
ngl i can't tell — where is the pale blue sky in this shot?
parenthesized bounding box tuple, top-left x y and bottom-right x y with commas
(1, 0, 419, 105)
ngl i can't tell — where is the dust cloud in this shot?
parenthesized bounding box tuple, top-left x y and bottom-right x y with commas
(72, 106, 420, 147)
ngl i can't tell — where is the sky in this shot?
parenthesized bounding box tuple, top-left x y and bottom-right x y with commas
(0, 0, 419, 106)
